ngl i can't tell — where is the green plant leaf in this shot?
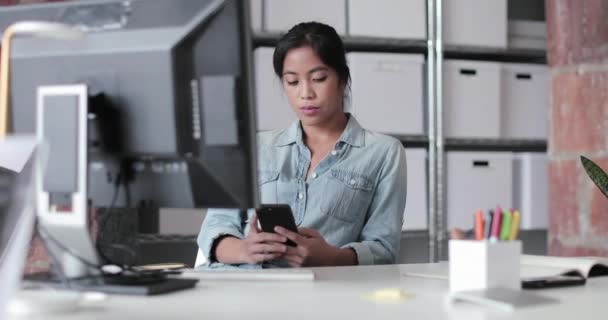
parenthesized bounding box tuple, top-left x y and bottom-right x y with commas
(581, 156, 608, 199)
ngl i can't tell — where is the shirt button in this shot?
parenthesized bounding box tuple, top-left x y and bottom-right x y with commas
(298, 193, 304, 199)
(349, 179, 356, 185)
(312, 172, 318, 179)
(331, 150, 338, 156)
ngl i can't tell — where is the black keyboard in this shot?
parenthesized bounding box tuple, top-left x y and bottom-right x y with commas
(0, 169, 16, 214)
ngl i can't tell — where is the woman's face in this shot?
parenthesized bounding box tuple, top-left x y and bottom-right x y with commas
(281, 46, 344, 127)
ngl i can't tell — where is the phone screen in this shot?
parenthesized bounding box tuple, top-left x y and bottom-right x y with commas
(256, 204, 298, 247)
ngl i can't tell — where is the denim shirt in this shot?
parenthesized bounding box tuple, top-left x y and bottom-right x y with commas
(197, 114, 407, 268)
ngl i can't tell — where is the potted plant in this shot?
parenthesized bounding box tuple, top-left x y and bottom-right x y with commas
(581, 156, 608, 197)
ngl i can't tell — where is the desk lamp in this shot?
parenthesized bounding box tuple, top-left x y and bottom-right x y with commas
(0, 21, 83, 139)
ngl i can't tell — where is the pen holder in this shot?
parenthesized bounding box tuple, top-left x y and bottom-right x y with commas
(449, 240, 521, 292)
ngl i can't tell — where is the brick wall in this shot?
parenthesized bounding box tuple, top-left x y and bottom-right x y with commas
(547, 0, 608, 256)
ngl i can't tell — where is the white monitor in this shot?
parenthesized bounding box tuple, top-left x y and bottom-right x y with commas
(0, 136, 38, 319)
(36, 85, 99, 279)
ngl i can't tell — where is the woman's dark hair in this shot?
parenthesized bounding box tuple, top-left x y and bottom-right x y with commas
(273, 22, 351, 89)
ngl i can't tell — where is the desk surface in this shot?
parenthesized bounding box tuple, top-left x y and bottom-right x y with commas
(12, 263, 608, 320)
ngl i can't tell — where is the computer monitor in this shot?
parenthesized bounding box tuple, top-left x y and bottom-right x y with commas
(2, 0, 259, 210)
(0, 0, 259, 284)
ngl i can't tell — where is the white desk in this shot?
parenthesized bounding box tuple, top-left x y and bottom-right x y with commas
(12, 264, 608, 320)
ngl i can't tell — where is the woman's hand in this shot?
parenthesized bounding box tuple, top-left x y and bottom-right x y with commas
(274, 227, 356, 267)
(449, 228, 472, 240)
(237, 213, 289, 264)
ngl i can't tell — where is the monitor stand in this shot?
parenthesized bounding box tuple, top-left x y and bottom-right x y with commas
(23, 271, 199, 296)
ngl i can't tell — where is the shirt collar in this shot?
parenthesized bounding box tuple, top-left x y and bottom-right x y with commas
(274, 120, 301, 147)
(273, 113, 365, 148)
(338, 114, 365, 147)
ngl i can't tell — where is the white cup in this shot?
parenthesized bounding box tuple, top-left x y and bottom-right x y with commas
(449, 240, 521, 292)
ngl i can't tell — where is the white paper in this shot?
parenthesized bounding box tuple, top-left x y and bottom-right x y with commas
(0, 135, 38, 173)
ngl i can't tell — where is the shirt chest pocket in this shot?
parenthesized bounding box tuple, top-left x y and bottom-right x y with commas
(258, 170, 280, 204)
(320, 169, 375, 223)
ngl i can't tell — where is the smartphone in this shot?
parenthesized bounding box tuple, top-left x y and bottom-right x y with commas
(521, 275, 586, 289)
(256, 204, 298, 247)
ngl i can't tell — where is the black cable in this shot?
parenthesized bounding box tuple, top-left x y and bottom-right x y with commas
(95, 168, 137, 268)
(36, 184, 134, 274)
(35, 163, 169, 284)
(96, 242, 136, 263)
(34, 221, 71, 287)
(124, 165, 131, 207)
(96, 170, 122, 249)
(37, 223, 102, 271)
(37, 222, 160, 282)
(35, 172, 172, 284)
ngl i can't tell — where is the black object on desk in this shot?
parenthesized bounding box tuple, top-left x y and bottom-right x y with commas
(522, 275, 586, 289)
(24, 271, 199, 296)
(257, 204, 299, 247)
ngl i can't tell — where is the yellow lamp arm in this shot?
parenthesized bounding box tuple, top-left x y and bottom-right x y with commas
(0, 26, 15, 139)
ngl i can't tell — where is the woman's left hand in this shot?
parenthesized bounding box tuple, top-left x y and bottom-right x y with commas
(274, 226, 348, 267)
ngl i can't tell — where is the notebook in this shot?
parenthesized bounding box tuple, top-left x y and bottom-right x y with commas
(520, 255, 608, 279)
(401, 255, 608, 281)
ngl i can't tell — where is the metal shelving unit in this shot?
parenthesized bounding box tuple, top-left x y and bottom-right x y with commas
(425, 0, 548, 262)
(253, 32, 428, 54)
(251, 0, 547, 262)
(426, 0, 442, 263)
(445, 138, 547, 152)
(393, 135, 429, 148)
(444, 44, 546, 63)
(254, 32, 545, 63)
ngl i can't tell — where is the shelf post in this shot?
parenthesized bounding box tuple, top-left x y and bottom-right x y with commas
(427, 0, 445, 262)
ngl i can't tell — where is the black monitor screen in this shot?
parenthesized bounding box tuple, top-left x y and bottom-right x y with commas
(0, 0, 259, 210)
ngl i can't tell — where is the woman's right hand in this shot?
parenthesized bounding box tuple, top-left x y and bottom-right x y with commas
(238, 213, 289, 264)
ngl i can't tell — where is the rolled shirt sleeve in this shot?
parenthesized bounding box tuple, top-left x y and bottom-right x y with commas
(197, 208, 251, 264)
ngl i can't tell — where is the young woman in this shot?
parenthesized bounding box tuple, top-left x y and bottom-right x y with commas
(197, 22, 407, 268)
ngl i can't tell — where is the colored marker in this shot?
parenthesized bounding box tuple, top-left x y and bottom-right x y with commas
(484, 210, 493, 239)
(499, 209, 512, 240)
(474, 210, 484, 240)
(490, 206, 502, 241)
(509, 210, 521, 240)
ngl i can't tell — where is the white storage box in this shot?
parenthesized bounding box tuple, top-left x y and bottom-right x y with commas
(508, 20, 547, 39)
(348, 52, 425, 135)
(501, 63, 549, 139)
(403, 149, 427, 231)
(250, 0, 263, 32)
(508, 36, 547, 50)
(347, 0, 426, 39)
(443, 0, 507, 48)
(512, 153, 548, 229)
(449, 240, 521, 292)
(264, 0, 346, 34)
(444, 60, 502, 138)
(447, 152, 513, 229)
(254, 47, 297, 131)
